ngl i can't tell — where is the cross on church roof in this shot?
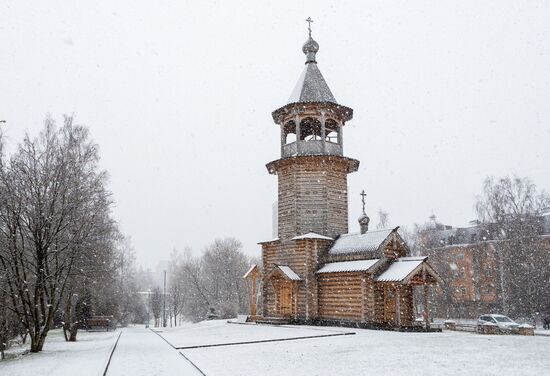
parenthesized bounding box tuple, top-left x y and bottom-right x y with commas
(360, 189, 367, 215)
(306, 17, 313, 37)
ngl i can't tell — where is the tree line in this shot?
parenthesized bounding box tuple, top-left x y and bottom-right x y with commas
(148, 238, 252, 327)
(0, 117, 143, 357)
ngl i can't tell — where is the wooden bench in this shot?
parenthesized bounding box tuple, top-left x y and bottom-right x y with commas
(85, 316, 114, 331)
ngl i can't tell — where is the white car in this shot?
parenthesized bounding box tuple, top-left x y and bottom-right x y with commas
(477, 314, 519, 333)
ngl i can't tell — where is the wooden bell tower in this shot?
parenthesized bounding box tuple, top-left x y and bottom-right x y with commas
(258, 20, 359, 320)
(267, 23, 359, 242)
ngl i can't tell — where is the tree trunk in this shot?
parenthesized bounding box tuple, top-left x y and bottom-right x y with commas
(30, 332, 48, 352)
(69, 325, 78, 342)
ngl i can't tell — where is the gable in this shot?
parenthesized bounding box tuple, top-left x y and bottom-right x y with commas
(328, 227, 409, 259)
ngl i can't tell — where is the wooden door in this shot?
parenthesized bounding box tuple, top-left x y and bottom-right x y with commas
(384, 285, 396, 324)
(277, 282, 293, 316)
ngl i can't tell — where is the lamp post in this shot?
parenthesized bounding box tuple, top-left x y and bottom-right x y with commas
(163, 270, 167, 328)
(146, 289, 151, 328)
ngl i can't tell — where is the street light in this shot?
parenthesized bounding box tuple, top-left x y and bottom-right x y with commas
(163, 270, 167, 328)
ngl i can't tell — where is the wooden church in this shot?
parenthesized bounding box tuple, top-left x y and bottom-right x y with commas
(244, 23, 442, 329)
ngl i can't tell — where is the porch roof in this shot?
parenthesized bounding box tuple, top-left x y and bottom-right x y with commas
(375, 257, 441, 284)
(265, 265, 303, 281)
(243, 264, 260, 279)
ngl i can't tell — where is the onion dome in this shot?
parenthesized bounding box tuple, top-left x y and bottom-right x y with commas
(302, 37, 319, 63)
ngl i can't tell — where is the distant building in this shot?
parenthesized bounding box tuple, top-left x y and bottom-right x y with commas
(421, 214, 550, 319)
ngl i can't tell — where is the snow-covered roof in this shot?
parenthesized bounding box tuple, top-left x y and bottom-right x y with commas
(292, 232, 333, 241)
(243, 264, 259, 279)
(277, 265, 302, 281)
(316, 259, 380, 274)
(288, 61, 337, 104)
(329, 229, 394, 255)
(375, 257, 427, 282)
(257, 238, 279, 244)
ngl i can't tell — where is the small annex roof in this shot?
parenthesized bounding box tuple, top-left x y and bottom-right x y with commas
(292, 232, 333, 241)
(375, 257, 427, 283)
(243, 264, 260, 279)
(257, 238, 279, 245)
(276, 265, 302, 281)
(316, 259, 380, 274)
(329, 228, 395, 255)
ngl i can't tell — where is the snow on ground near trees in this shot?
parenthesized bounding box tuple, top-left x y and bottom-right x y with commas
(2, 322, 549, 376)
(0, 329, 118, 376)
(165, 321, 550, 376)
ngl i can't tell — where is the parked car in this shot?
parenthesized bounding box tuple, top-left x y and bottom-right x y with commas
(477, 314, 519, 333)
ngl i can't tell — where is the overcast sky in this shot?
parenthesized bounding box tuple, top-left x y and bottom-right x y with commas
(1, 1, 549, 268)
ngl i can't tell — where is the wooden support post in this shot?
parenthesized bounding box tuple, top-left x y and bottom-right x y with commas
(396, 285, 401, 327)
(338, 121, 343, 149)
(250, 274, 257, 317)
(361, 273, 367, 322)
(320, 111, 326, 154)
(293, 282, 298, 319)
(295, 114, 301, 154)
(280, 124, 285, 156)
(423, 268, 430, 330)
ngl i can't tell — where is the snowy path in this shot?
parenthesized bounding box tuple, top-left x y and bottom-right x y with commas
(106, 327, 202, 376)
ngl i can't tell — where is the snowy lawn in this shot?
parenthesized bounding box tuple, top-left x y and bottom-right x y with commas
(0, 329, 119, 376)
(156, 319, 353, 348)
(164, 321, 550, 376)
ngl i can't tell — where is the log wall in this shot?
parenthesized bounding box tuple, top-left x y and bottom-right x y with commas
(262, 238, 331, 319)
(318, 272, 364, 321)
(274, 156, 351, 241)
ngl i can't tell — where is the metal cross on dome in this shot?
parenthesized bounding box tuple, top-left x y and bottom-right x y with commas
(306, 17, 313, 37)
(360, 190, 367, 215)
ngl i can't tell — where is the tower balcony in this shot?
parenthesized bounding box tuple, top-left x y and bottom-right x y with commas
(282, 140, 342, 158)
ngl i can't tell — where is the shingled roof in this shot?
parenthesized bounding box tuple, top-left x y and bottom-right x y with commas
(286, 35, 337, 105)
(328, 228, 395, 256)
(287, 62, 336, 104)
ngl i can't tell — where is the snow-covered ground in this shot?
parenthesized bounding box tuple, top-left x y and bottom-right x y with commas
(0, 329, 119, 376)
(167, 320, 550, 376)
(2, 321, 549, 376)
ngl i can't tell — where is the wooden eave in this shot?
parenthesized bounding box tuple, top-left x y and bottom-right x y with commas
(266, 155, 359, 175)
(271, 101, 353, 124)
(243, 264, 261, 280)
(257, 238, 280, 245)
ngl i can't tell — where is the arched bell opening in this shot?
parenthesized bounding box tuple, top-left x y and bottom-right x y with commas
(300, 117, 322, 141)
(325, 118, 339, 144)
(283, 120, 297, 144)
(280, 115, 343, 158)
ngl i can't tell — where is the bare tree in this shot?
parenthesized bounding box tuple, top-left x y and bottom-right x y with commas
(475, 175, 550, 317)
(0, 116, 118, 352)
(376, 209, 390, 229)
(167, 249, 186, 326)
(150, 287, 162, 327)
